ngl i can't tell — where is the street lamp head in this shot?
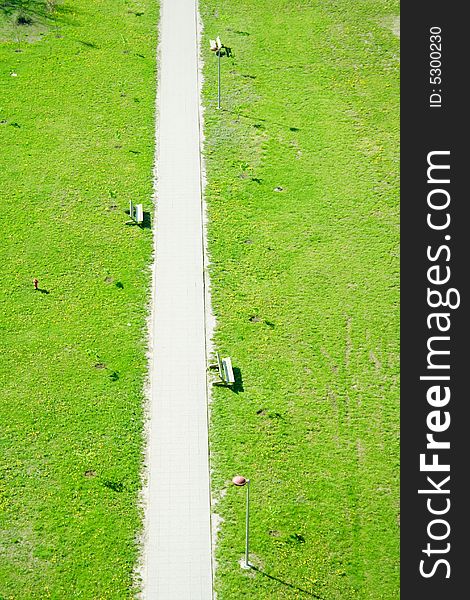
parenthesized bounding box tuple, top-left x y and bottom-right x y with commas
(232, 475, 248, 486)
(209, 37, 223, 52)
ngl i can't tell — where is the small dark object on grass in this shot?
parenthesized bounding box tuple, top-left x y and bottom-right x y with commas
(115, 281, 124, 289)
(249, 315, 261, 323)
(79, 40, 98, 49)
(287, 532, 306, 544)
(33, 278, 49, 294)
(16, 13, 33, 26)
(103, 479, 124, 492)
(109, 371, 120, 381)
(94, 363, 106, 369)
(274, 186, 284, 192)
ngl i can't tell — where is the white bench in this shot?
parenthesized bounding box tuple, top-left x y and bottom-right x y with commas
(129, 200, 144, 224)
(210, 352, 235, 385)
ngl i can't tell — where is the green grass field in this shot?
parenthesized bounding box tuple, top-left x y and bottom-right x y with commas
(0, 1, 157, 597)
(200, 1, 399, 598)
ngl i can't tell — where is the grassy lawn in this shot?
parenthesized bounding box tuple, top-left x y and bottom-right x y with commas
(200, 1, 399, 598)
(0, 1, 157, 597)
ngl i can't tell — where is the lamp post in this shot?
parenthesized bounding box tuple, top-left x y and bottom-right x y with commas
(209, 36, 223, 109)
(232, 475, 251, 568)
(217, 46, 221, 109)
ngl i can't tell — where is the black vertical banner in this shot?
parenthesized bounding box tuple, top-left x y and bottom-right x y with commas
(401, 4, 467, 599)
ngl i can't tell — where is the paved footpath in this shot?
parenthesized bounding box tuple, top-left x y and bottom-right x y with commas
(144, 0, 213, 598)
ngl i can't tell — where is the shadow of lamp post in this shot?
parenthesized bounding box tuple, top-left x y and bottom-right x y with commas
(209, 36, 223, 109)
(232, 475, 251, 569)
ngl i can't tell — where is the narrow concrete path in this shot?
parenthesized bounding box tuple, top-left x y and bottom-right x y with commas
(143, 0, 212, 598)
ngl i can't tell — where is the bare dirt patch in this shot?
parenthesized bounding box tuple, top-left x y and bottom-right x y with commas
(380, 15, 400, 38)
(0, 14, 50, 44)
